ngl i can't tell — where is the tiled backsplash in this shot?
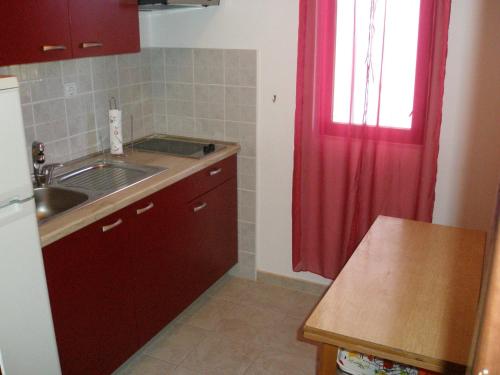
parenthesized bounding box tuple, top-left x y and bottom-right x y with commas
(0, 54, 154, 163)
(1, 47, 257, 279)
(145, 48, 257, 280)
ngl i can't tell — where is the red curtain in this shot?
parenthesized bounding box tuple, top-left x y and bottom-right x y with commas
(292, 0, 452, 279)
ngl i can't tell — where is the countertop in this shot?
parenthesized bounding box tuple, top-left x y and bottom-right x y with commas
(38, 141, 240, 247)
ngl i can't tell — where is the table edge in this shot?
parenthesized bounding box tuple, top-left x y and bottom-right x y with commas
(303, 325, 466, 373)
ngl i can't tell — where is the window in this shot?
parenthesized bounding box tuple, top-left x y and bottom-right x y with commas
(328, 0, 433, 143)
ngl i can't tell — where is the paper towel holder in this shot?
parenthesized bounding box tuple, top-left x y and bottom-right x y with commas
(109, 97, 118, 110)
(109, 96, 127, 158)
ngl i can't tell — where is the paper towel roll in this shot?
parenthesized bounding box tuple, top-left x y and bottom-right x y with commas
(109, 109, 123, 155)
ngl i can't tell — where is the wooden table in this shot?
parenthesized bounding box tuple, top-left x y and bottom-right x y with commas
(304, 216, 486, 374)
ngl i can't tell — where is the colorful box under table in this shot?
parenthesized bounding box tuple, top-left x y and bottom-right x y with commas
(337, 349, 438, 375)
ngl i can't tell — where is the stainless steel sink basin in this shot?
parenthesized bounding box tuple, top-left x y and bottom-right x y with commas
(34, 159, 166, 224)
(55, 160, 165, 194)
(34, 187, 89, 223)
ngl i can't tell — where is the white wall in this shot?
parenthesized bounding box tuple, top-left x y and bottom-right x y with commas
(139, 13, 152, 47)
(434, 0, 500, 231)
(143, 0, 500, 284)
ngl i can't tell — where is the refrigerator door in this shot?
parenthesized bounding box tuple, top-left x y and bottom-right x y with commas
(0, 198, 61, 375)
(0, 78, 33, 205)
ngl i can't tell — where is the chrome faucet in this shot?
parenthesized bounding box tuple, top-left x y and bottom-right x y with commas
(32, 141, 63, 187)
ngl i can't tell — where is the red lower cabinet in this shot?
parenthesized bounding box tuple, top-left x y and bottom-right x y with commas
(42, 156, 238, 374)
(43, 209, 138, 375)
(130, 189, 193, 346)
(132, 178, 238, 346)
(187, 178, 238, 299)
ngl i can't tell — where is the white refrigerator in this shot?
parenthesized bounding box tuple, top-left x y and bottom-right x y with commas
(0, 76, 61, 375)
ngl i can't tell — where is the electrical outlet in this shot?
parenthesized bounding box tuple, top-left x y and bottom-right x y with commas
(64, 82, 77, 98)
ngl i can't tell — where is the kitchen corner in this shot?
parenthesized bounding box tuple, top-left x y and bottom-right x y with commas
(39, 141, 240, 247)
(0, 46, 258, 280)
(40, 136, 240, 374)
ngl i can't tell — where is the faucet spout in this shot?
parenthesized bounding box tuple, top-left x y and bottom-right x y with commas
(32, 141, 64, 187)
(32, 141, 46, 187)
(41, 163, 64, 185)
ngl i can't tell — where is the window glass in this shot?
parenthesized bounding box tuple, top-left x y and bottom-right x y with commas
(332, 0, 421, 129)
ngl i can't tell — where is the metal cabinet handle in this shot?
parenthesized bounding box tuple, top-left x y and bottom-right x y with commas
(102, 218, 123, 232)
(193, 202, 208, 213)
(42, 45, 67, 52)
(209, 168, 222, 176)
(81, 42, 103, 49)
(136, 202, 154, 215)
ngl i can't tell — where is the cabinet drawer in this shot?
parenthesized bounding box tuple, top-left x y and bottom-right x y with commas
(183, 155, 237, 200)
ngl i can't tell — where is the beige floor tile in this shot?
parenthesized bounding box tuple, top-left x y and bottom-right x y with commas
(211, 304, 287, 348)
(212, 277, 305, 313)
(214, 316, 266, 348)
(209, 277, 259, 303)
(243, 349, 316, 375)
(227, 302, 287, 328)
(286, 291, 321, 319)
(169, 367, 199, 375)
(257, 315, 319, 358)
(182, 298, 239, 331)
(179, 334, 261, 375)
(118, 277, 320, 375)
(118, 355, 177, 375)
(170, 293, 212, 325)
(145, 323, 210, 365)
(173, 366, 234, 375)
(244, 283, 302, 313)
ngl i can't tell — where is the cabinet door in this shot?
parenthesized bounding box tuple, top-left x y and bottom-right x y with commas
(68, 0, 140, 58)
(43, 209, 137, 375)
(187, 177, 238, 298)
(0, 1, 72, 66)
(130, 188, 193, 346)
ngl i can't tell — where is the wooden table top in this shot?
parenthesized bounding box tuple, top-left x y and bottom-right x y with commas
(304, 216, 486, 373)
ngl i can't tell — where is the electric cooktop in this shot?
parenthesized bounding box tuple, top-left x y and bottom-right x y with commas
(131, 136, 225, 159)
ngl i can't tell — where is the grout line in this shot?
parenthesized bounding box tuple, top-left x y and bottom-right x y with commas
(222, 50, 227, 142)
(191, 48, 196, 136)
(237, 188, 256, 193)
(60, 61, 74, 160)
(237, 219, 256, 225)
(89, 57, 101, 152)
(164, 47, 169, 133)
(191, 82, 256, 89)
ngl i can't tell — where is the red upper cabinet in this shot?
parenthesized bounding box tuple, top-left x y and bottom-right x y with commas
(69, 0, 140, 58)
(0, 1, 72, 66)
(0, 0, 139, 67)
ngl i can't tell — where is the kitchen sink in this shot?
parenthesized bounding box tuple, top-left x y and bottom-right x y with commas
(34, 160, 166, 223)
(34, 186, 89, 223)
(55, 160, 165, 195)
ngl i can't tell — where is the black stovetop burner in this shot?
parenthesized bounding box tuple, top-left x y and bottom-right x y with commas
(132, 136, 224, 159)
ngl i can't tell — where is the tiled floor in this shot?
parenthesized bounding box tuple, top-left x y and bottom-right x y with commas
(113, 276, 322, 375)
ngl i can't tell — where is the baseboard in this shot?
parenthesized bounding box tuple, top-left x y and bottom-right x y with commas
(256, 270, 330, 296)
